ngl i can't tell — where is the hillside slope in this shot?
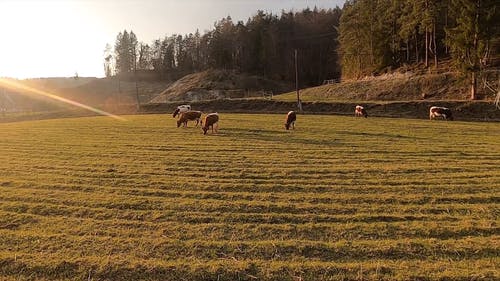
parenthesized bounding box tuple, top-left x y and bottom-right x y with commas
(1, 77, 171, 113)
(150, 69, 293, 103)
(0, 77, 100, 112)
(275, 71, 481, 102)
(20, 77, 98, 90)
(60, 78, 171, 107)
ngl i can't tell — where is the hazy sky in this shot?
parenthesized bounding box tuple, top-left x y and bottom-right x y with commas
(0, 0, 345, 79)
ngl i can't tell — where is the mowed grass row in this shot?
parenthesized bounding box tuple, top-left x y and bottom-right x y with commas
(0, 114, 498, 280)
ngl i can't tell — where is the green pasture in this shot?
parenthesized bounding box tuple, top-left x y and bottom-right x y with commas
(0, 114, 498, 280)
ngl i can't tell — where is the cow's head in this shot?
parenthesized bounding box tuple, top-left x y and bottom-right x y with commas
(173, 108, 180, 118)
(176, 119, 183, 128)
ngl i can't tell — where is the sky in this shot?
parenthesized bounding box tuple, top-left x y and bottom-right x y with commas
(0, 0, 345, 79)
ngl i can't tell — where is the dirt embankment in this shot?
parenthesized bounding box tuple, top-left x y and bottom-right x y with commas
(150, 69, 293, 103)
(275, 70, 499, 102)
(142, 99, 500, 121)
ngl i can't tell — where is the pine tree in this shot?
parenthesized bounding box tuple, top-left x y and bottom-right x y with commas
(113, 30, 139, 75)
(129, 31, 138, 72)
(339, 0, 368, 78)
(446, 0, 498, 99)
(339, 0, 392, 78)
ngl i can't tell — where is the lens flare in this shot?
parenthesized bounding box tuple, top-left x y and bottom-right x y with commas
(0, 78, 126, 121)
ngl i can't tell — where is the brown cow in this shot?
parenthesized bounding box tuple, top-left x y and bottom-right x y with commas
(177, 111, 202, 128)
(285, 111, 296, 130)
(355, 105, 368, 118)
(202, 113, 219, 135)
(429, 106, 453, 121)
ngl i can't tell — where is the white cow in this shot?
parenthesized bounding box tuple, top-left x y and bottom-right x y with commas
(355, 105, 368, 118)
(172, 104, 191, 118)
(429, 106, 453, 121)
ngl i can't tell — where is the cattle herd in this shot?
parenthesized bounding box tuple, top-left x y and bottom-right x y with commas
(172, 105, 219, 135)
(172, 104, 454, 134)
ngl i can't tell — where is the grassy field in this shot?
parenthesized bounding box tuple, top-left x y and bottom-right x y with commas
(0, 114, 498, 280)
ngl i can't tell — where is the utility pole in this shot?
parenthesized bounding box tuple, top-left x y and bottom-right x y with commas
(295, 49, 303, 113)
(134, 48, 140, 111)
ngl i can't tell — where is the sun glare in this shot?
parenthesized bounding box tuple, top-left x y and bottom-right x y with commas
(0, 0, 108, 79)
(0, 78, 126, 120)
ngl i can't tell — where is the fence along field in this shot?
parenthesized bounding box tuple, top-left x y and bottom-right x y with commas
(0, 114, 498, 280)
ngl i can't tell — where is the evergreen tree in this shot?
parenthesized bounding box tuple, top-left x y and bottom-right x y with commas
(339, 0, 389, 78)
(209, 16, 237, 69)
(129, 31, 138, 71)
(114, 30, 138, 75)
(446, 0, 498, 99)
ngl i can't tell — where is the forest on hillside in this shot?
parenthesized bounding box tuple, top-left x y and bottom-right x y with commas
(340, 0, 499, 99)
(105, 8, 342, 88)
(106, 0, 499, 99)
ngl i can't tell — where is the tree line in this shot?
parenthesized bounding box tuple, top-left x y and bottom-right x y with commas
(105, 7, 342, 88)
(339, 0, 498, 99)
(105, 1, 498, 99)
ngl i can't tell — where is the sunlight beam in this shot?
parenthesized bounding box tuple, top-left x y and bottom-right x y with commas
(0, 78, 126, 121)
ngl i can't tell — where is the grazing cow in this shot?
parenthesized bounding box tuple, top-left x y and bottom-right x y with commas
(172, 104, 191, 118)
(285, 111, 296, 130)
(177, 111, 202, 128)
(202, 113, 219, 135)
(429, 106, 453, 121)
(355, 105, 368, 118)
